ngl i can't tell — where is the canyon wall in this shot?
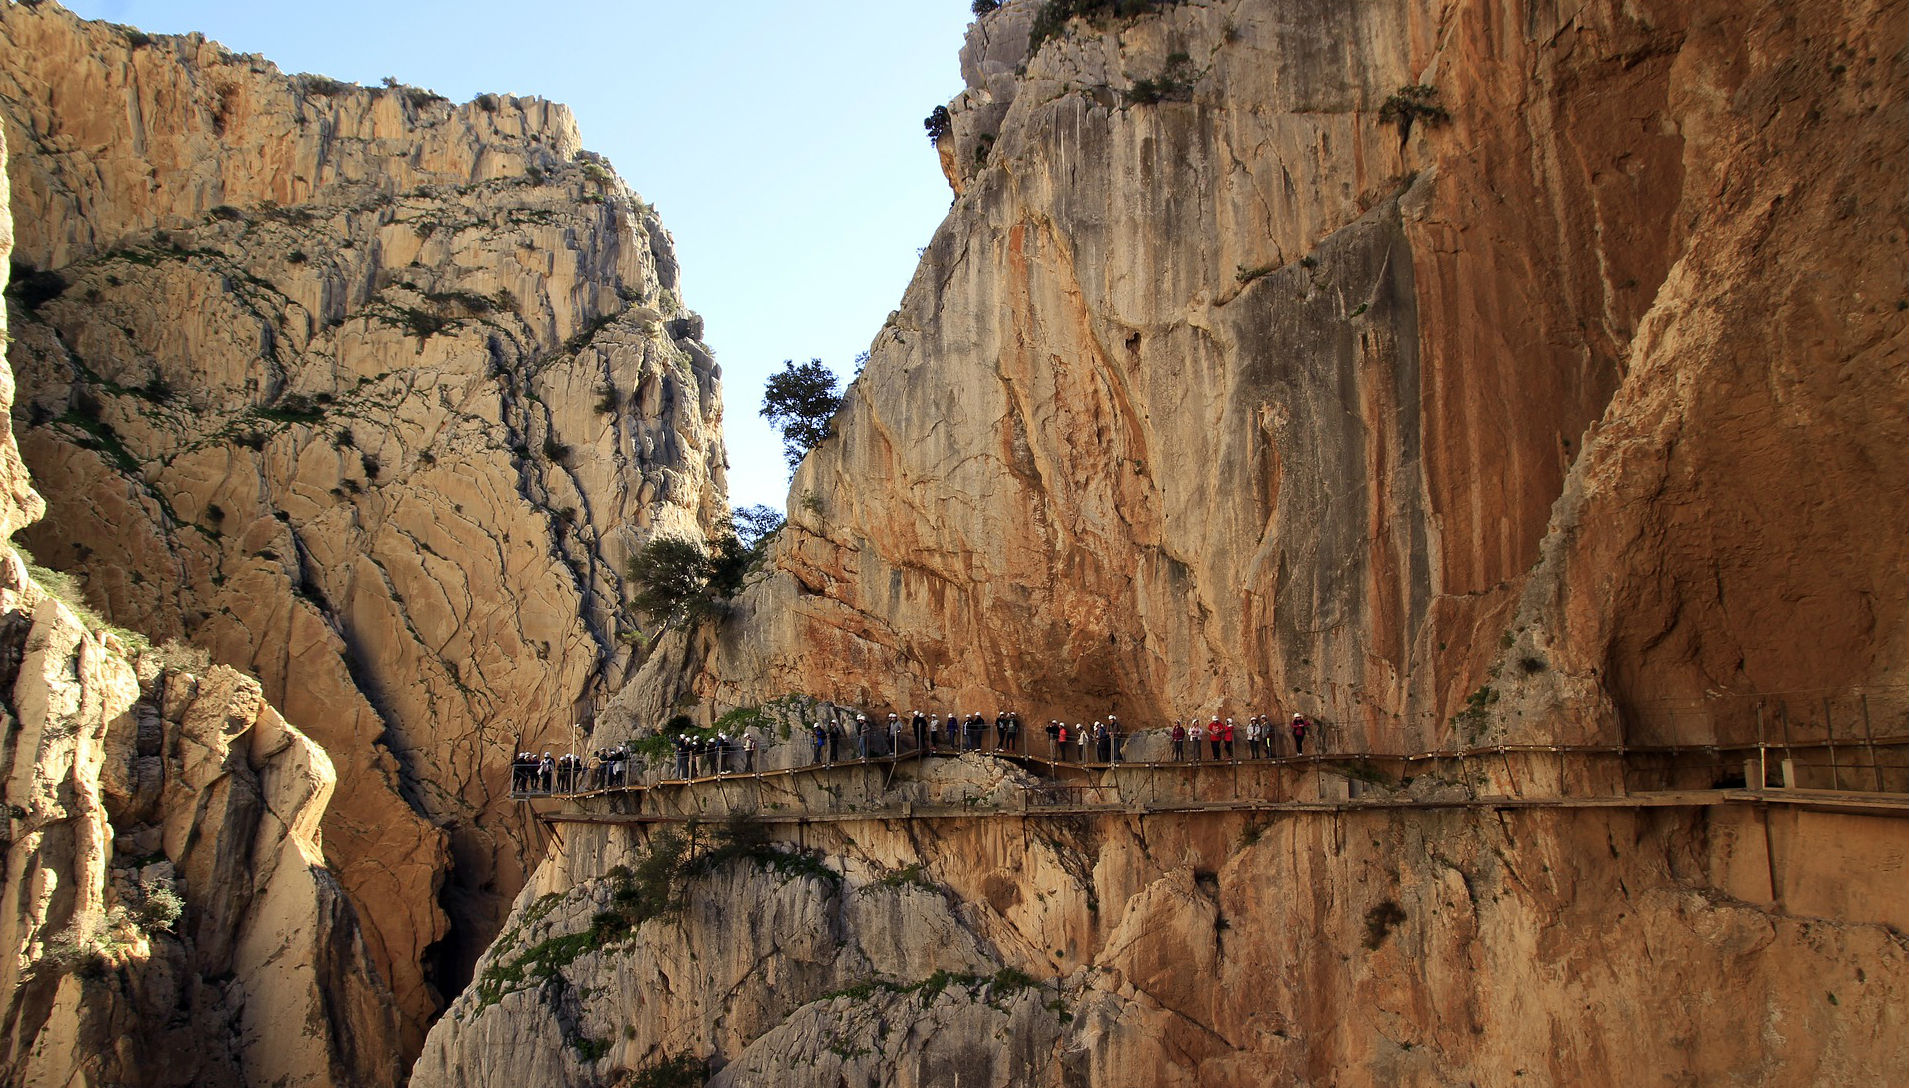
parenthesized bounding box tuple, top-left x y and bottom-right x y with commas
(505, 0, 1909, 1084)
(1, 1, 728, 1048)
(412, 760, 1909, 1087)
(2, 123, 398, 1088)
(661, 0, 1905, 755)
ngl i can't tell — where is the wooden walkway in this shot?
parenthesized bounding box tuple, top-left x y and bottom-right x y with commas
(513, 742, 1909, 826)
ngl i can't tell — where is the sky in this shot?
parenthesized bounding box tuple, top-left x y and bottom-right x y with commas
(61, 0, 978, 512)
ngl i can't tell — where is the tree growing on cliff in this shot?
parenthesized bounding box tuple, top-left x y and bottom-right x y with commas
(627, 508, 781, 630)
(761, 359, 843, 471)
(732, 504, 785, 550)
(924, 105, 952, 144)
(628, 533, 751, 630)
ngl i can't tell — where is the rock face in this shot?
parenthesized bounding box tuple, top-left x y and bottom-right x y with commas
(3, 150, 399, 1087)
(0, 589, 405, 1088)
(500, 1, 1909, 1085)
(2, 1, 728, 1046)
(412, 762, 1909, 1087)
(665, 0, 1905, 756)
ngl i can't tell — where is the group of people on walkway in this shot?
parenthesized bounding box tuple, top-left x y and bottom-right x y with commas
(1169, 714, 1312, 760)
(512, 746, 633, 794)
(512, 708, 1326, 796)
(673, 732, 759, 778)
(803, 710, 1032, 765)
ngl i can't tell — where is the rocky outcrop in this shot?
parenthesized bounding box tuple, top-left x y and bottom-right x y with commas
(0, 124, 42, 538)
(1, 1, 728, 1046)
(665, 0, 1905, 756)
(0, 553, 404, 1088)
(413, 761, 1909, 1087)
(1, 107, 397, 1088)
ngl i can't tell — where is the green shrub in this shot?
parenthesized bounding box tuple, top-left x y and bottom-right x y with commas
(259, 393, 325, 424)
(1378, 84, 1450, 139)
(1030, 0, 1183, 54)
(301, 75, 348, 97)
(623, 1055, 705, 1088)
(924, 105, 952, 143)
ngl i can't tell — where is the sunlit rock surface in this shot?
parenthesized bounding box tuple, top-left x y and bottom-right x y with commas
(1, 1, 728, 1049)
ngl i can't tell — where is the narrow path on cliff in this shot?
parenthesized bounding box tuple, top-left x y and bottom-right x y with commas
(511, 735, 1909, 826)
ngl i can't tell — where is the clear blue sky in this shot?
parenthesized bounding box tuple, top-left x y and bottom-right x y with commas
(62, 0, 975, 512)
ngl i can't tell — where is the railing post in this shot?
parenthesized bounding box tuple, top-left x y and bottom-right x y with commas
(1755, 702, 1768, 790)
(1859, 693, 1884, 791)
(1823, 696, 1842, 791)
(1779, 701, 1796, 784)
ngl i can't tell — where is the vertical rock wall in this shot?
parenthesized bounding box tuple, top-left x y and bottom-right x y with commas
(1, 2, 729, 1048)
(671, 0, 1905, 755)
(2, 125, 399, 1088)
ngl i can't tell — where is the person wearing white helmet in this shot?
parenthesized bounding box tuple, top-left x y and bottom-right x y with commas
(1290, 712, 1311, 755)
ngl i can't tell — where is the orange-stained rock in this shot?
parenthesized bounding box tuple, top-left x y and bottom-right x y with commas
(646, 0, 1905, 766)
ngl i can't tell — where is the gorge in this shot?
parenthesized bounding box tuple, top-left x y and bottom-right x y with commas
(3, 0, 1906, 1085)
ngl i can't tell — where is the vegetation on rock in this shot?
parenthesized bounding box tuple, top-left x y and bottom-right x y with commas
(924, 105, 952, 144)
(1030, 0, 1184, 53)
(760, 358, 843, 471)
(1378, 84, 1450, 140)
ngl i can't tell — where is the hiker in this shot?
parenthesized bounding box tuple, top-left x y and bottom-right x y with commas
(855, 714, 871, 759)
(811, 722, 827, 765)
(945, 713, 959, 751)
(1093, 720, 1109, 763)
(1223, 718, 1237, 761)
(1291, 713, 1310, 755)
(1209, 716, 1224, 760)
(1171, 721, 1186, 761)
(1056, 721, 1067, 759)
(888, 713, 902, 756)
(966, 713, 985, 751)
(1188, 720, 1204, 761)
(827, 716, 842, 763)
(1046, 719, 1062, 758)
(1076, 724, 1088, 762)
(743, 732, 758, 772)
(1107, 713, 1122, 761)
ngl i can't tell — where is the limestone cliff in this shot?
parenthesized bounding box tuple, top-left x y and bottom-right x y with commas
(413, 760, 1909, 1086)
(1, 124, 399, 1088)
(661, 0, 1905, 755)
(1, 0, 728, 1046)
(449, 1, 1909, 1086)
